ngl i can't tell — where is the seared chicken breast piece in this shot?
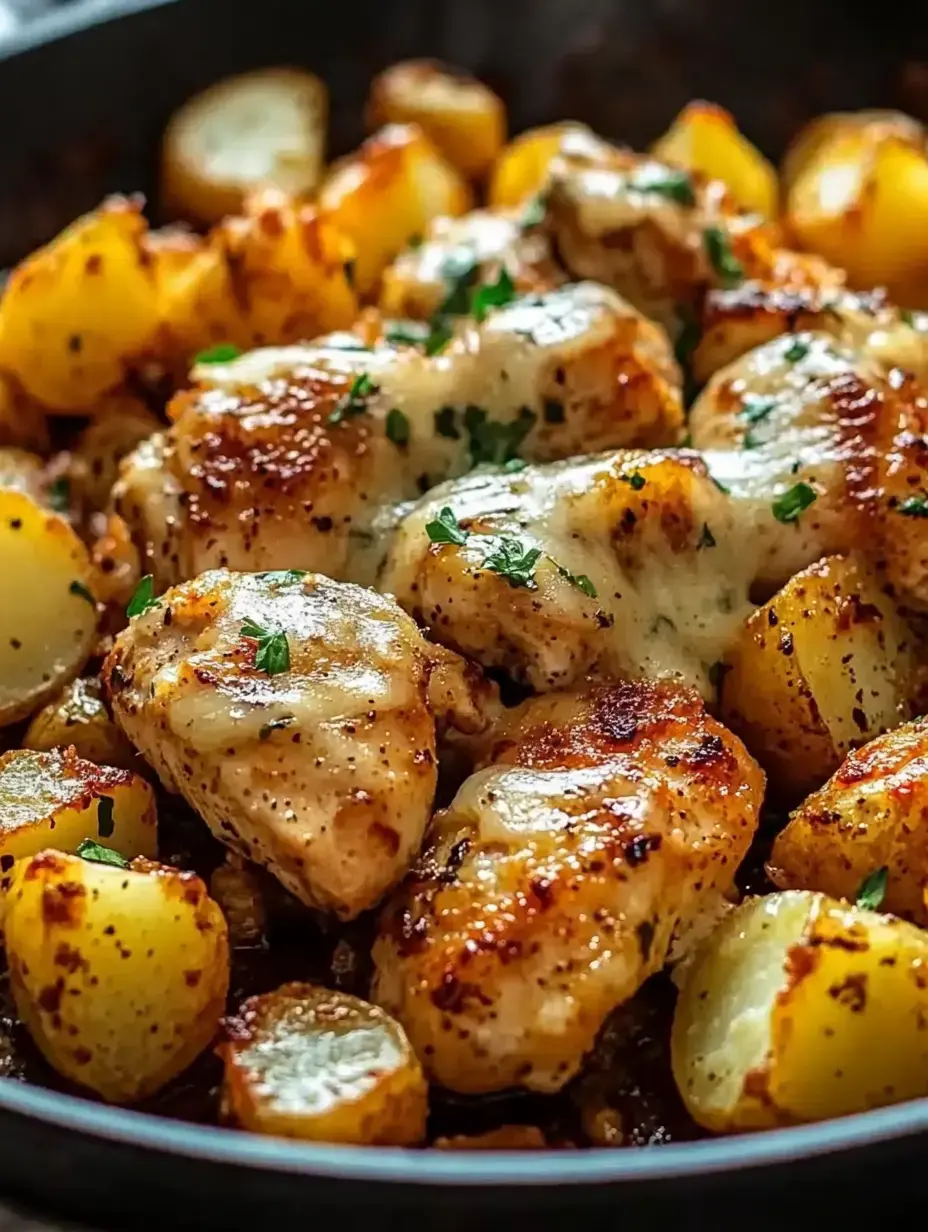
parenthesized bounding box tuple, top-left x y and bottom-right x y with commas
(105, 568, 494, 918)
(372, 679, 763, 1093)
(113, 284, 682, 589)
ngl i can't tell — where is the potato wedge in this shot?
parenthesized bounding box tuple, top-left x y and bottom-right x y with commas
(5, 850, 228, 1103)
(720, 555, 918, 797)
(69, 394, 160, 513)
(23, 678, 141, 773)
(652, 101, 779, 217)
(0, 197, 160, 414)
(768, 718, 928, 925)
(672, 890, 928, 1131)
(366, 60, 505, 180)
(488, 122, 602, 209)
(0, 489, 98, 726)
(319, 123, 472, 296)
(162, 67, 328, 227)
(219, 983, 427, 1144)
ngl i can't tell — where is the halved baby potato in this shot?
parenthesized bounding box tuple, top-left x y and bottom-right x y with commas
(651, 100, 779, 217)
(488, 121, 601, 209)
(319, 123, 473, 295)
(162, 67, 329, 227)
(720, 555, 919, 798)
(672, 891, 928, 1131)
(219, 983, 428, 1144)
(366, 59, 505, 180)
(23, 677, 141, 773)
(5, 850, 228, 1103)
(0, 489, 99, 726)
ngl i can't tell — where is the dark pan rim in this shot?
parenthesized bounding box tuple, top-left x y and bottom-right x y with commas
(2, 0, 928, 1189)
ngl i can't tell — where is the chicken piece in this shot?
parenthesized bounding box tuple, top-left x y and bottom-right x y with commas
(372, 680, 763, 1093)
(380, 447, 763, 698)
(379, 208, 560, 321)
(105, 568, 494, 919)
(693, 281, 928, 386)
(113, 283, 683, 590)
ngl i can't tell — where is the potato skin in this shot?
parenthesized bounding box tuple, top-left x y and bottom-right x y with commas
(488, 122, 604, 208)
(23, 677, 141, 773)
(366, 60, 505, 180)
(720, 555, 919, 798)
(219, 983, 427, 1144)
(769, 718, 928, 925)
(672, 891, 928, 1131)
(5, 850, 228, 1104)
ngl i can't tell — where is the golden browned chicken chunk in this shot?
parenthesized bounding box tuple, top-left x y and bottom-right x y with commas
(105, 568, 493, 919)
(113, 283, 683, 589)
(372, 680, 763, 1093)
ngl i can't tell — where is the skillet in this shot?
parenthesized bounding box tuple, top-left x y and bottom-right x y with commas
(1, 0, 928, 1226)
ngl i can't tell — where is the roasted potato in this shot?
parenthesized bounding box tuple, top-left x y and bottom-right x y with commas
(219, 983, 427, 1144)
(768, 718, 928, 925)
(5, 850, 228, 1103)
(781, 109, 924, 192)
(0, 197, 160, 413)
(69, 394, 161, 513)
(672, 890, 928, 1131)
(0, 489, 98, 726)
(652, 100, 779, 217)
(319, 123, 472, 295)
(162, 67, 328, 227)
(720, 555, 919, 797)
(23, 677, 141, 773)
(0, 374, 49, 454)
(488, 121, 604, 209)
(366, 60, 505, 180)
(209, 855, 267, 947)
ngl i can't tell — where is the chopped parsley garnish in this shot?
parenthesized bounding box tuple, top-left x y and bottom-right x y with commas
(328, 372, 379, 425)
(69, 580, 95, 606)
(519, 193, 547, 230)
(464, 405, 536, 467)
(703, 226, 743, 288)
(739, 396, 777, 448)
(47, 476, 70, 513)
(856, 865, 888, 911)
(77, 838, 129, 870)
(96, 796, 115, 839)
(557, 564, 597, 597)
(256, 570, 307, 586)
(127, 575, 158, 618)
(434, 405, 461, 439)
(619, 471, 647, 491)
(503, 457, 527, 473)
(783, 338, 810, 364)
(481, 538, 542, 590)
(194, 343, 241, 365)
(897, 493, 928, 518)
(632, 165, 695, 206)
(710, 473, 730, 495)
(697, 523, 716, 549)
(901, 309, 917, 327)
(241, 618, 291, 676)
(385, 320, 430, 347)
(772, 482, 817, 524)
(386, 408, 410, 447)
(259, 715, 296, 741)
(425, 506, 469, 546)
(438, 249, 480, 316)
(674, 310, 703, 405)
(424, 318, 454, 356)
(471, 268, 517, 322)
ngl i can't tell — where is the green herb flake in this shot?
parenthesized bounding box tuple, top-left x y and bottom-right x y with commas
(434, 406, 460, 439)
(471, 268, 517, 323)
(856, 865, 888, 911)
(77, 838, 129, 870)
(256, 570, 308, 586)
(503, 457, 527, 473)
(897, 493, 928, 518)
(481, 538, 542, 590)
(710, 473, 730, 495)
(69, 580, 95, 606)
(385, 320, 430, 347)
(127, 574, 158, 618)
(96, 796, 115, 839)
(620, 471, 647, 491)
(783, 338, 811, 364)
(259, 715, 296, 741)
(772, 481, 817, 524)
(438, 249, 480, 316)
(386, 408, 410, 447)
(739, 395, 778, 449)
(556, 563, 597, 598)
(328, 372, 379, 426)
(425, 507, 469, 547)
(194, 343, 241, 365)
(519, 193, 547, 230)
(697, 523, 716, 549)
(424, 317, 454, 357)
(703, 226, 744, 288)
(901, 309, 917, 327)
(632, 165, 695, 206)
(241, 618, 291, 676)
(47, 476, 70, 513)
(464, 405, 536, 468)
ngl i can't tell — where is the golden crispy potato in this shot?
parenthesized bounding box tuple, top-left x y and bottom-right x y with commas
(0, 374, 49, 454)
(784, 115, 928, 300)
(159, 187, 358, 361)
(219, 983, 427, 1144)
(89, 512, 141, 612)
(652, 100, 779, 217)
(0, 197, 160, 414)
(672, 890, 928, 1131)
(768, 718, 928, 925)
(319, 123, 472, 295)
(781, 109, 923, 192)
(69, 394, 160, 513)
(0, 489, 98, 726)
(209, 855, 267, 947)
(23, 677, 141, 773)
(720, 556, 918, 797)
(366, 60, 505, 180)
(162, 67, 328, 227)
(488, 122, 603, 209)
(5, 850, 228, 1103)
